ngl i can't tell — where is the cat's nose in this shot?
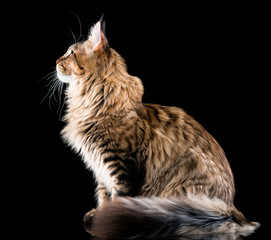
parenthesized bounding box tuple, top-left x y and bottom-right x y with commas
(56, 56, 64, 64)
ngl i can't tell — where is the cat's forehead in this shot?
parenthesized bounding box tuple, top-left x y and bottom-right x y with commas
(72, 41, 91, 50)
(66, 41, 93, 56)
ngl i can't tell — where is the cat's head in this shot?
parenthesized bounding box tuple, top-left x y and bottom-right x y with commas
(55, 18, 144, 116)
(56, 20, 109, 83)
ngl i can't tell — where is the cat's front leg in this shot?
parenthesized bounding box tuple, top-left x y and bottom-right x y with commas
(83, 182, 109, 235)
(96, 182, 110, 206)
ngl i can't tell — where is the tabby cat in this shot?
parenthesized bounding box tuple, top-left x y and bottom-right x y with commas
(55, 18, 259, 239)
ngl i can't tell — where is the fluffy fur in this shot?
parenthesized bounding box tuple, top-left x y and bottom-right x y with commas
(90, 195, 258, 239)
(55, 19, 259, 239)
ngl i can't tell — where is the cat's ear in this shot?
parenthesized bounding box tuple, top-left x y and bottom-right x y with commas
(88, 19, 108, 52)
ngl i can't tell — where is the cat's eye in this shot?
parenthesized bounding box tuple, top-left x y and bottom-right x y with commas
(64, 48, 75, 58)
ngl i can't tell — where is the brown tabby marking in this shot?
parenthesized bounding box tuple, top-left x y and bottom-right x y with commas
(55, 19, 259, 238)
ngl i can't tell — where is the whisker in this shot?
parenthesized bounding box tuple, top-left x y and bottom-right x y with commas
(46, 77, 59, 109)
(59, 40, 73, 49)
(67, 25, 78, 44)
(57, 80, 67, 118)
(58, 81, 63, 101)
(40, 70, 66, 116)
(67, 11, 85, 42)
(51, 80, 59, 102)
(58, 94, 67, 120)
(40, 78, 57, 106)
(38, 69, 56, 83)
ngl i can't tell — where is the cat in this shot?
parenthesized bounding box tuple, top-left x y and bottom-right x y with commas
(55, 18, 259, 239)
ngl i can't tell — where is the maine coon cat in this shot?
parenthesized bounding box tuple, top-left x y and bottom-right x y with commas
(55, 18, 259, 239)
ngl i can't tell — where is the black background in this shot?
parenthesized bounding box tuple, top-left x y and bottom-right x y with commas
(5, 1, 269, 239)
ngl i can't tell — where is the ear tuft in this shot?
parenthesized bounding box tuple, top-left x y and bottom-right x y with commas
(89, 21, 101, 50)
(88, 19, 108, 52)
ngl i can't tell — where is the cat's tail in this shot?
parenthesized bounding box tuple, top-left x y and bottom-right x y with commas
(85, 194, 260, 239)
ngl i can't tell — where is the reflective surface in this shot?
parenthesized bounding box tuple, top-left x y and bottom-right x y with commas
(90, 233, 247, 240)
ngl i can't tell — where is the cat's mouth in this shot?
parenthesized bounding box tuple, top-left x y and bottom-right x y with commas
(56, 66, 73, 83)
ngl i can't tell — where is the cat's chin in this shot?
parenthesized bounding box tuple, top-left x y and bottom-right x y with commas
(56, 70, 73, 83)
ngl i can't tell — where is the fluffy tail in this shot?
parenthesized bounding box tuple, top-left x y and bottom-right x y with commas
(87, 195, 259, 239)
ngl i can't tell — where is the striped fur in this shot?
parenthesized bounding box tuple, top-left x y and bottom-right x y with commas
(55, 19, 259, 238)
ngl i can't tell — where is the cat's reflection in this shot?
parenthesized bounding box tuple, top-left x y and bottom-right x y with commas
(90, 233, 244, 240)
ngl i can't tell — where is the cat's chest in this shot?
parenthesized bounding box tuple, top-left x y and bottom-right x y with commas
(63, 121, 115, 190)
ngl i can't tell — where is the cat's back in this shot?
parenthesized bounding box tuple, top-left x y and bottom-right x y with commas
(141, 102, 229, 165)
(140, 103, 235, 204)
(141, 103, 203, 148)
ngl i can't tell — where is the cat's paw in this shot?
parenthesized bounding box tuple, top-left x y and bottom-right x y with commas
(83, 209, 96, 236)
